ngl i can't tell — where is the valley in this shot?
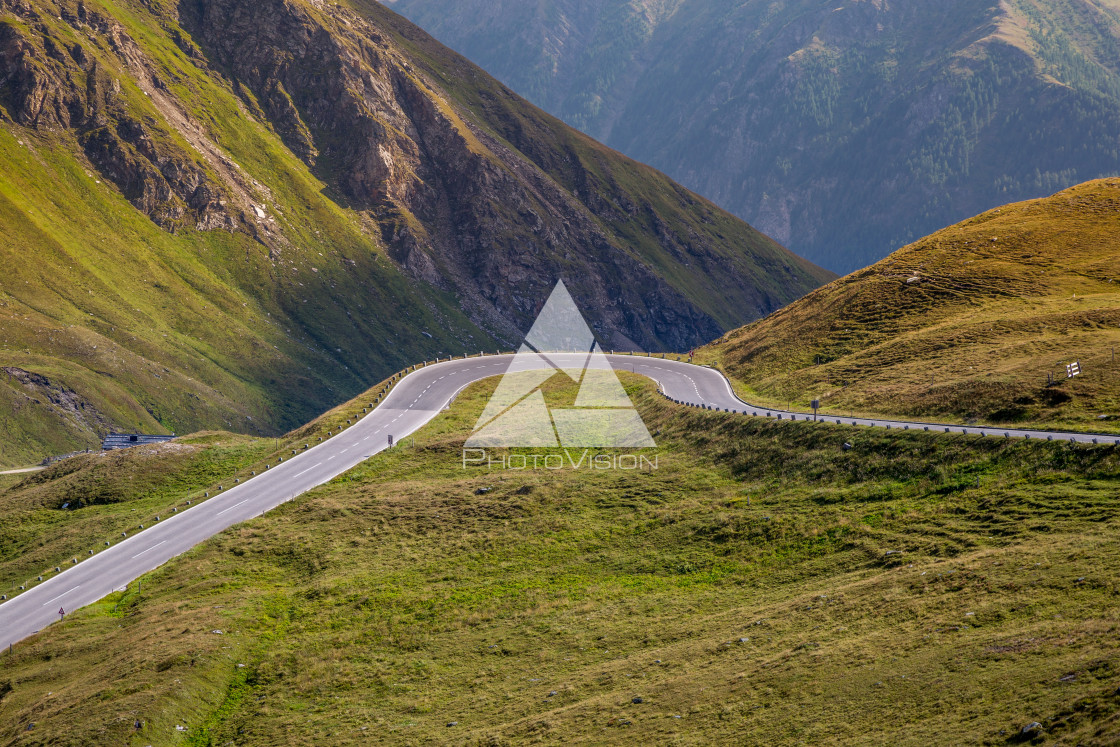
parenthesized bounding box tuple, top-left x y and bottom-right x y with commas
(2, 1, 1119, 744)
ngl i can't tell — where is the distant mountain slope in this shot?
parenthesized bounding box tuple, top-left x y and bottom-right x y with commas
(0, 0, 829, 466)
(387, 0, 1120, 273)
(706, 179, 1120, 431)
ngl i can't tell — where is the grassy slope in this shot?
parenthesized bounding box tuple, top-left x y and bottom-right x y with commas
(705, 179, 1120, 433)
(2, 374, 1120, 744)
(0, 369, 404, 594)
(0, 0, 489, 468)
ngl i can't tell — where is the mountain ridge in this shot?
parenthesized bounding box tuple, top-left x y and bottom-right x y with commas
(387, 0, 1120, 272)
(0, 0, 830, 466)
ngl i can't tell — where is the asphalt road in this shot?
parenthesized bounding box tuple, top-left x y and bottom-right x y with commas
(634, 357, 1120, 445)
(2, 353, 1117, 649)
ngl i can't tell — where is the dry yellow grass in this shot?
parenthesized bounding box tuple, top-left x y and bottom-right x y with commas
(707, 178, 1120, 432)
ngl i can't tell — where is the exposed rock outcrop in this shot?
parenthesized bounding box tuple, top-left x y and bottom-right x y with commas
(178, 0, 830, 348)
(0, 2, 232, 230)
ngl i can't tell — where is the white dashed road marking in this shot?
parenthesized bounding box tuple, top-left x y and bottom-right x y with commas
(215, 500, 250, 517)
(131, 540, 167, 559)
(42, 586, 81, 607)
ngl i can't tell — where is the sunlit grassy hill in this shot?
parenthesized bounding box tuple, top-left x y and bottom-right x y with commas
(707, 179, 1120, 432)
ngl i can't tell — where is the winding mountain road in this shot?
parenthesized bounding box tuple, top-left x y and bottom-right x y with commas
(2, 353, 1116, 649)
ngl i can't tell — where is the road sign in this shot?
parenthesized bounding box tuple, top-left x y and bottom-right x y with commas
(388, 434, 394, 447)
(58, 607, 65, 620)
(811, 399, 820, 421)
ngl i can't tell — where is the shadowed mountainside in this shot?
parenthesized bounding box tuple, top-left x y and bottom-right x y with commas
(388, 0, 1120, 272)
(0, 0, 830, 465)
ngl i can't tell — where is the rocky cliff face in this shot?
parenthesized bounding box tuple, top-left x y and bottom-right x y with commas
(388, 0, 1120, 274)
(176, 0, 832, 349)
(2, 0, 829, 353)
(0, 0, 233, 230)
